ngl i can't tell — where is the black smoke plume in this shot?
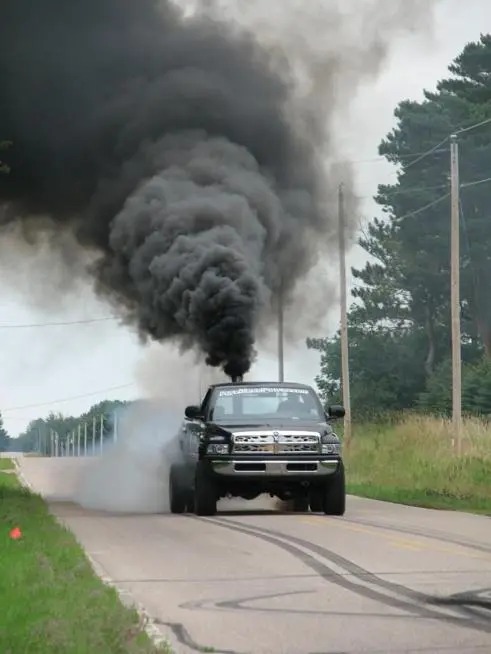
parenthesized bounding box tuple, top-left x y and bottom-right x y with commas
(0, 0, 328, 378)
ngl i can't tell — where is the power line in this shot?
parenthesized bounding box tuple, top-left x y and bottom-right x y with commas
(355, 181, 450, 200)
(333, 148, 449, 166)
(356, 173, 491, 201)
(399, 136, 450, 172)
(460, 176, 491, 190)
(2, 383, 135, 413)
(327, 115, 491, 172)
(456, 116, 491, 136)
(401, 117, 491, 171)
(372, 173, 491, 223)
(0, 317, 117, 329)
(357, 115, 491, 175)
(394, 192, 450, 222)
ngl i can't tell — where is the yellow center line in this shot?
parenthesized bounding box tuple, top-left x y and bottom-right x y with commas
(388, 540, 425, 551)
(297, 516, 491, 561)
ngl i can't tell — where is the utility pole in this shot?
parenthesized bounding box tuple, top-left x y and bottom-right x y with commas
(99, 414, 104, 455)
(278, 282, 285, 382)
(338, 183, 352, 449)
(450, 134, 462, 455)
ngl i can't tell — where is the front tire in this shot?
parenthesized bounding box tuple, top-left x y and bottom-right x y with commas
(292, 494, 309, 512)
(194, 462, 217, 516)
(185, 488, 195, 513)
(309, 488, 324, 512)
(322, 462, 346, 516)
(169, 465, 187, 514)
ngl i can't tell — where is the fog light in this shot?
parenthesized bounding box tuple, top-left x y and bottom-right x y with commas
(321, 443, 341, 455)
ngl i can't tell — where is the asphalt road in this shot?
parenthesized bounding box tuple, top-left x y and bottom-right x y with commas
(17, 457, 491, 654)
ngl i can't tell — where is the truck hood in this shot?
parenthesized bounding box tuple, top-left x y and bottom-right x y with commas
(209, 419, 332, 434)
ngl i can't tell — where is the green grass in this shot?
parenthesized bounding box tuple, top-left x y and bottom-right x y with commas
(0, 470, 22, 489)
(0, 472, 172, 654)
(344, 415, 491, 515)
(0, 458, 15, 471)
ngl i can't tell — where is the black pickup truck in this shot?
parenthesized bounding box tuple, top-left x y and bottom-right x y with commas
(169, 381, 346, 516)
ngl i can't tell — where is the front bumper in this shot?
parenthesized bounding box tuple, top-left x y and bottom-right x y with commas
(207, 456, 340, 478)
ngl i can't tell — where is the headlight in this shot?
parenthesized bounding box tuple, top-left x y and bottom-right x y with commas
(207, 443, 229, 455)
(320, 430, 334, 443)
(321, 442, 341, 455)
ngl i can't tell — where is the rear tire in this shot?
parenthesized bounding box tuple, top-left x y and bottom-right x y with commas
(322, 462, 346, 516)
(194, 462, 217, 516)
(169, 465, 187, 514)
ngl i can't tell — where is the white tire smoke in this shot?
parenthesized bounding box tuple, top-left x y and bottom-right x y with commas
(74, 400, 183, 513)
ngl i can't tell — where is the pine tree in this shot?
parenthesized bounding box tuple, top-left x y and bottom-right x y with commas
(0, 413, 11, 452)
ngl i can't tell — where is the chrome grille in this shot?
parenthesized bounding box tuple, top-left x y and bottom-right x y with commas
(232, 431, 320, 454)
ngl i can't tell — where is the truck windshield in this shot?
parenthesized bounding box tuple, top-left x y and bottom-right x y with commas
(210, 386, 324, 421)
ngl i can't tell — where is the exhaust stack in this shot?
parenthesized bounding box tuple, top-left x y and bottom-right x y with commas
(231, 375, 244, 383)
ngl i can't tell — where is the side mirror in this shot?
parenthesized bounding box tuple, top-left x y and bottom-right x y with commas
(185, 405, 202, 420)
(327, 405, 345, 419)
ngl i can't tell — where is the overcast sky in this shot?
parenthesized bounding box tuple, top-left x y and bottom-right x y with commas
(2, 1, 490, 438)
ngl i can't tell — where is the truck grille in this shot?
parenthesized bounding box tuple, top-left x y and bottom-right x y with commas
(232, 431, 320, 454)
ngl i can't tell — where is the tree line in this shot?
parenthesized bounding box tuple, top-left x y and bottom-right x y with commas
(0, 413, 10, 452)
(308, 34, 491, 420)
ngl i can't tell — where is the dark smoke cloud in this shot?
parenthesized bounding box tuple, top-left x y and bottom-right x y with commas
(0, 0, 326, 377)
(0, 0, 436, 377)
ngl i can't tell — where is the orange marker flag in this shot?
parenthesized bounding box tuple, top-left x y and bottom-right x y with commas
(9, 526, 22, 540)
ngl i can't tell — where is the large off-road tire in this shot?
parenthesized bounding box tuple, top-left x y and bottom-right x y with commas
(185, 488, 195, 513)
(292, 494, 310, 512)
(322, 462, 346, 516)
(309, 488, 324, 512)
(169, 465, 188, 514)
(194, 461, 217, 516)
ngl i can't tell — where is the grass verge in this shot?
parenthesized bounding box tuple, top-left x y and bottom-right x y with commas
(0, 457, 15, 471)
(0, 470, 172, 653)
(344, 415, 491, 515)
